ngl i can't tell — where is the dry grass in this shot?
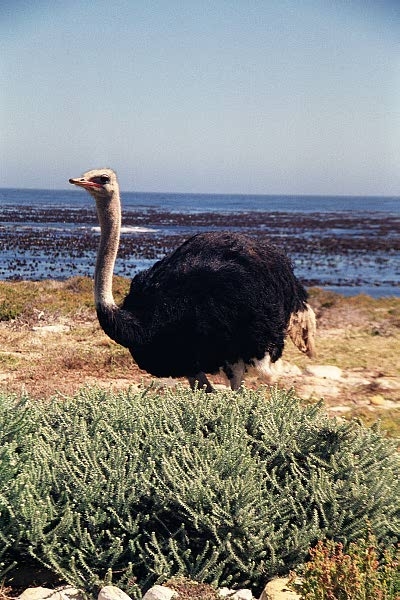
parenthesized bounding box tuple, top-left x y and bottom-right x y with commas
(0, 276, 129, 322)
(0, 584, 13, 600)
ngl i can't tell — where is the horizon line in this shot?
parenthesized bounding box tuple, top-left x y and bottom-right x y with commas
(0, 186, 399, 199)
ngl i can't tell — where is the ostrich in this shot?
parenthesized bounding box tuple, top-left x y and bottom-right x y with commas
(69, 168, 316, 391)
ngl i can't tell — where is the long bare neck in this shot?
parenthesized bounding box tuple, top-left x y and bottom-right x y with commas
(94, 191, 121, 308)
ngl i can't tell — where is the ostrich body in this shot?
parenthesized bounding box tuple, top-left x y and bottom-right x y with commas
(69, 168, 315, 391)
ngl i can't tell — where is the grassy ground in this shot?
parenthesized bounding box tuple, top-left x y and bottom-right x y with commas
(0, 277, 399, 438)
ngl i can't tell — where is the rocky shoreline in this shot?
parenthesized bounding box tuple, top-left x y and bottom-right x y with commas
(1, 207, 399, 293)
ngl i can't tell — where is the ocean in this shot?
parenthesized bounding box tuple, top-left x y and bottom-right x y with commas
(0, 188, 399, 297)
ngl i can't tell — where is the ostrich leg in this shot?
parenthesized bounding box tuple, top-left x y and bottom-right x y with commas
(224, 361, 246, 391)
(187, 372, 214, 393)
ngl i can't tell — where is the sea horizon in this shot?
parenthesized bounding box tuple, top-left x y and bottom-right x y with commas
(1, 185, 399, 198)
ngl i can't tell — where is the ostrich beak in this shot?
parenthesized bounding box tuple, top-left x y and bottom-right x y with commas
(69, 177, 102, 189)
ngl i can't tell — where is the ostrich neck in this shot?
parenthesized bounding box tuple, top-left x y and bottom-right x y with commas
(94, 192, 121, 308)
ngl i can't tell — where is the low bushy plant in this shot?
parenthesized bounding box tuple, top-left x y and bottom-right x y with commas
(292, 534, 399, 599)
(0, 394, 39, 579)
(0, 386, 398, 598)
(0, 300, 21, 321)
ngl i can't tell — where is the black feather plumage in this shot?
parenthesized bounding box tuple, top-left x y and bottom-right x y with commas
(97, 231, 309, 379)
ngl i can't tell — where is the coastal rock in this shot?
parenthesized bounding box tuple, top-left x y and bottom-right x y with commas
(32, 325, 70, 334)
(98, 586, 133, 600)
(142, 585, 178, 600)
(56, 587, 82, 600)
(370, 394, 387, 406)
(270, 360, 302, 377)
(259, 577, 301, 600)
(19, 588, 71, 600)
(329, 405, 353, 413)
(342, 373, 371, 387)
(375, 377, 400, 391)
(304, 365, 342, 380)
(367, 395, 398, 409)
(298, 378, 341, 398)
(219, 589, 254, 599)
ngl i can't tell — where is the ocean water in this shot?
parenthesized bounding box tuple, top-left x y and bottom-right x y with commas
(0, 187, 399, 297)
(1, 187, 399, 213)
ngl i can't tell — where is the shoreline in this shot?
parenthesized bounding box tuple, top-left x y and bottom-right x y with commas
(0, 206, 399, 295)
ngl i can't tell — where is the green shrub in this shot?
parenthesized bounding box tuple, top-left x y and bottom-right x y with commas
(0, 300, 20, 321)
(292, 534, 399, 599)
(0, 386, 399, 598)
(0, 395, 39, 579)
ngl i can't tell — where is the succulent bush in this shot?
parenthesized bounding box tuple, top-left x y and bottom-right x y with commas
(292, 534, 399, 599)
(0, 386, 399, 598)
(0, 394, 39, 579)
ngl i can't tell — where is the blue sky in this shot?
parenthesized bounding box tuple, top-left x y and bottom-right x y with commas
(1, 1, 399, 194)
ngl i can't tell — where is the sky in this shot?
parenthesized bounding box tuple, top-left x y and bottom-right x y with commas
(1, 1, 400, 195)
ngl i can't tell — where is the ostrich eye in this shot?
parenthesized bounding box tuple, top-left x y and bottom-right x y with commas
(99, 175, 110, 184)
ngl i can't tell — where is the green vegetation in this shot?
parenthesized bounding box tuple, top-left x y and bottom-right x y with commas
(0, 300, 21, 322)
(0, 386, 399, 598)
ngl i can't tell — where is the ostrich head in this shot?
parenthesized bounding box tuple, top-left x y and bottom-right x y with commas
(69, 168, 119, 199)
